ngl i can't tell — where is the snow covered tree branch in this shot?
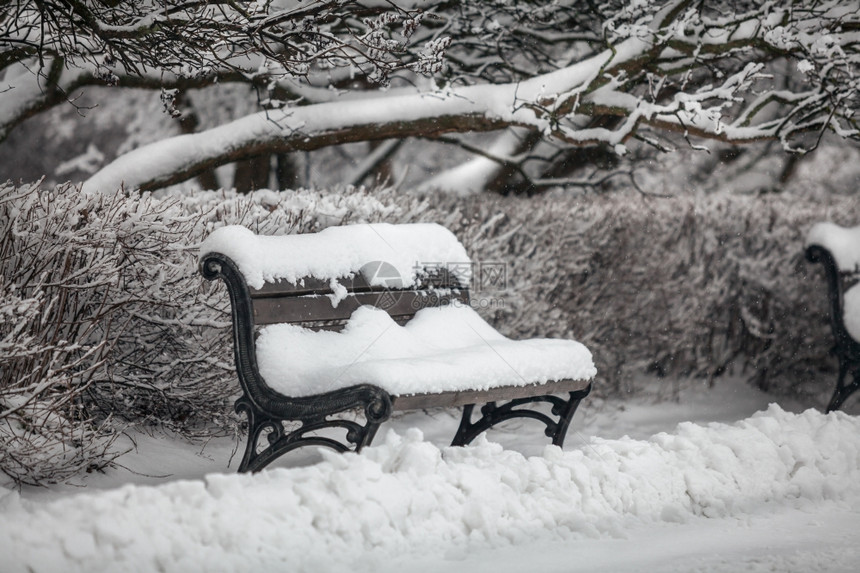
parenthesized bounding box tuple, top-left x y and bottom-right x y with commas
(2, 1, 857, 193)
(78, 0, 857, 193)
(0, 1, 448, 139)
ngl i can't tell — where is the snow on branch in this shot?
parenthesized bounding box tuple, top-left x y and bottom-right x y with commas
(74, 0, 859, 193)
(0, 1, 449, 140)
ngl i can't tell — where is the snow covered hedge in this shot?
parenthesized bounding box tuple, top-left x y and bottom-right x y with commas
(442, 191, 860, 396)
(0, 181, 397, 484)
(1, 180, 857, 484)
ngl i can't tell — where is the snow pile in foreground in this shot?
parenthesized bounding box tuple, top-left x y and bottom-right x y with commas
(2, 405, 859, 573)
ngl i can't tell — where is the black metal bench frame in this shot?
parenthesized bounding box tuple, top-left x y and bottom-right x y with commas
(200, 251, 592, 473)
(806, 243, 860, 412)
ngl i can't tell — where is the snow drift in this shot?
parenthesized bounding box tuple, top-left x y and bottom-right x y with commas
(1, 405, 859, 573)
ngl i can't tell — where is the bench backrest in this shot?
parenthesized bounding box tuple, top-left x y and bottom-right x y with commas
(248, 269, 470, 329)
(200, 223, 473, 331)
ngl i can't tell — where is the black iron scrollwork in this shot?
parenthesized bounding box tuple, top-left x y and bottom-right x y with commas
(451, 385, 592, 448)
(201, 253, 392, 472)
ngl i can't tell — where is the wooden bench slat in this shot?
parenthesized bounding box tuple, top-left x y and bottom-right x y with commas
(390, 378, 592, 411)
(253, 289, 470, 325)
(249, 272, 466, 298)
(250, 275, 374, 297)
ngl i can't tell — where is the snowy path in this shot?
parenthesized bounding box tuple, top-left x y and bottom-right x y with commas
(403, 505, 860, 573)
(2, 377, 859, 573)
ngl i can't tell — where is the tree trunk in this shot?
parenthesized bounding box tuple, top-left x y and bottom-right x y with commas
(275, 153, 300, 190)
(233, 155, 272, 193)
(176, 93, 220, 191)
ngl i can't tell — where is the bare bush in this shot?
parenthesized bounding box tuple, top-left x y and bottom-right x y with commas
(1, 181, 123, 484)
(0, 181, 393, 484)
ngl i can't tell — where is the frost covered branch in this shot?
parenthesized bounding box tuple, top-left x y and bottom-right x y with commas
(72, 0, 858, 193)
(0, 0, 449, 140)
(1, 1, 857, 193)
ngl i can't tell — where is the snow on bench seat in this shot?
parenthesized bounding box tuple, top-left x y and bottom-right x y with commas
(199, 223, 471, 290)
(846, 287, 860, 343)
(256, 305, 596, 397)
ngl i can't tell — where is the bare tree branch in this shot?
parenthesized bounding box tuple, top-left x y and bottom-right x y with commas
(2, 1, 858, 193)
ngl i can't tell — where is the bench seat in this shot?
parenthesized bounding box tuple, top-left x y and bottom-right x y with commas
(257, 305, 595, 397)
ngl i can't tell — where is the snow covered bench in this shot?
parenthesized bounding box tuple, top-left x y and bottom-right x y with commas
(806, 222, 860, 412)
(200, 223, 595, 472)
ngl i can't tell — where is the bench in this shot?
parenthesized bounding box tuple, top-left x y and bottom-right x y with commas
(806, 222, 860, 412)
(199, 223, 595, 472)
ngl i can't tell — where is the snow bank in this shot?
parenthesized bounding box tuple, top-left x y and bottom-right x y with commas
(2, 405, 860, 573)
(199, 223, 471, 289)
(257, 305, 596, 396)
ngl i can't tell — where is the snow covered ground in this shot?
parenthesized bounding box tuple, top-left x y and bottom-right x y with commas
(2, 376, 860, 573)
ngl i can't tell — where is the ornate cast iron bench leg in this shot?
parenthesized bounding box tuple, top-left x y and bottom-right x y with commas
(451, 385, 591, 448)
(236, 391, 391, 473)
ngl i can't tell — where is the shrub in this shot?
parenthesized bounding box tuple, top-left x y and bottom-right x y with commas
(436, 192, 860, 397)
(0, 182, 393, 484)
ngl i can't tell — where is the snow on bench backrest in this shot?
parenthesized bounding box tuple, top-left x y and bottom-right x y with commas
(199, 223, 472, 290)
(807, 222, 860, 342)
(806, 222, 860, 273)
